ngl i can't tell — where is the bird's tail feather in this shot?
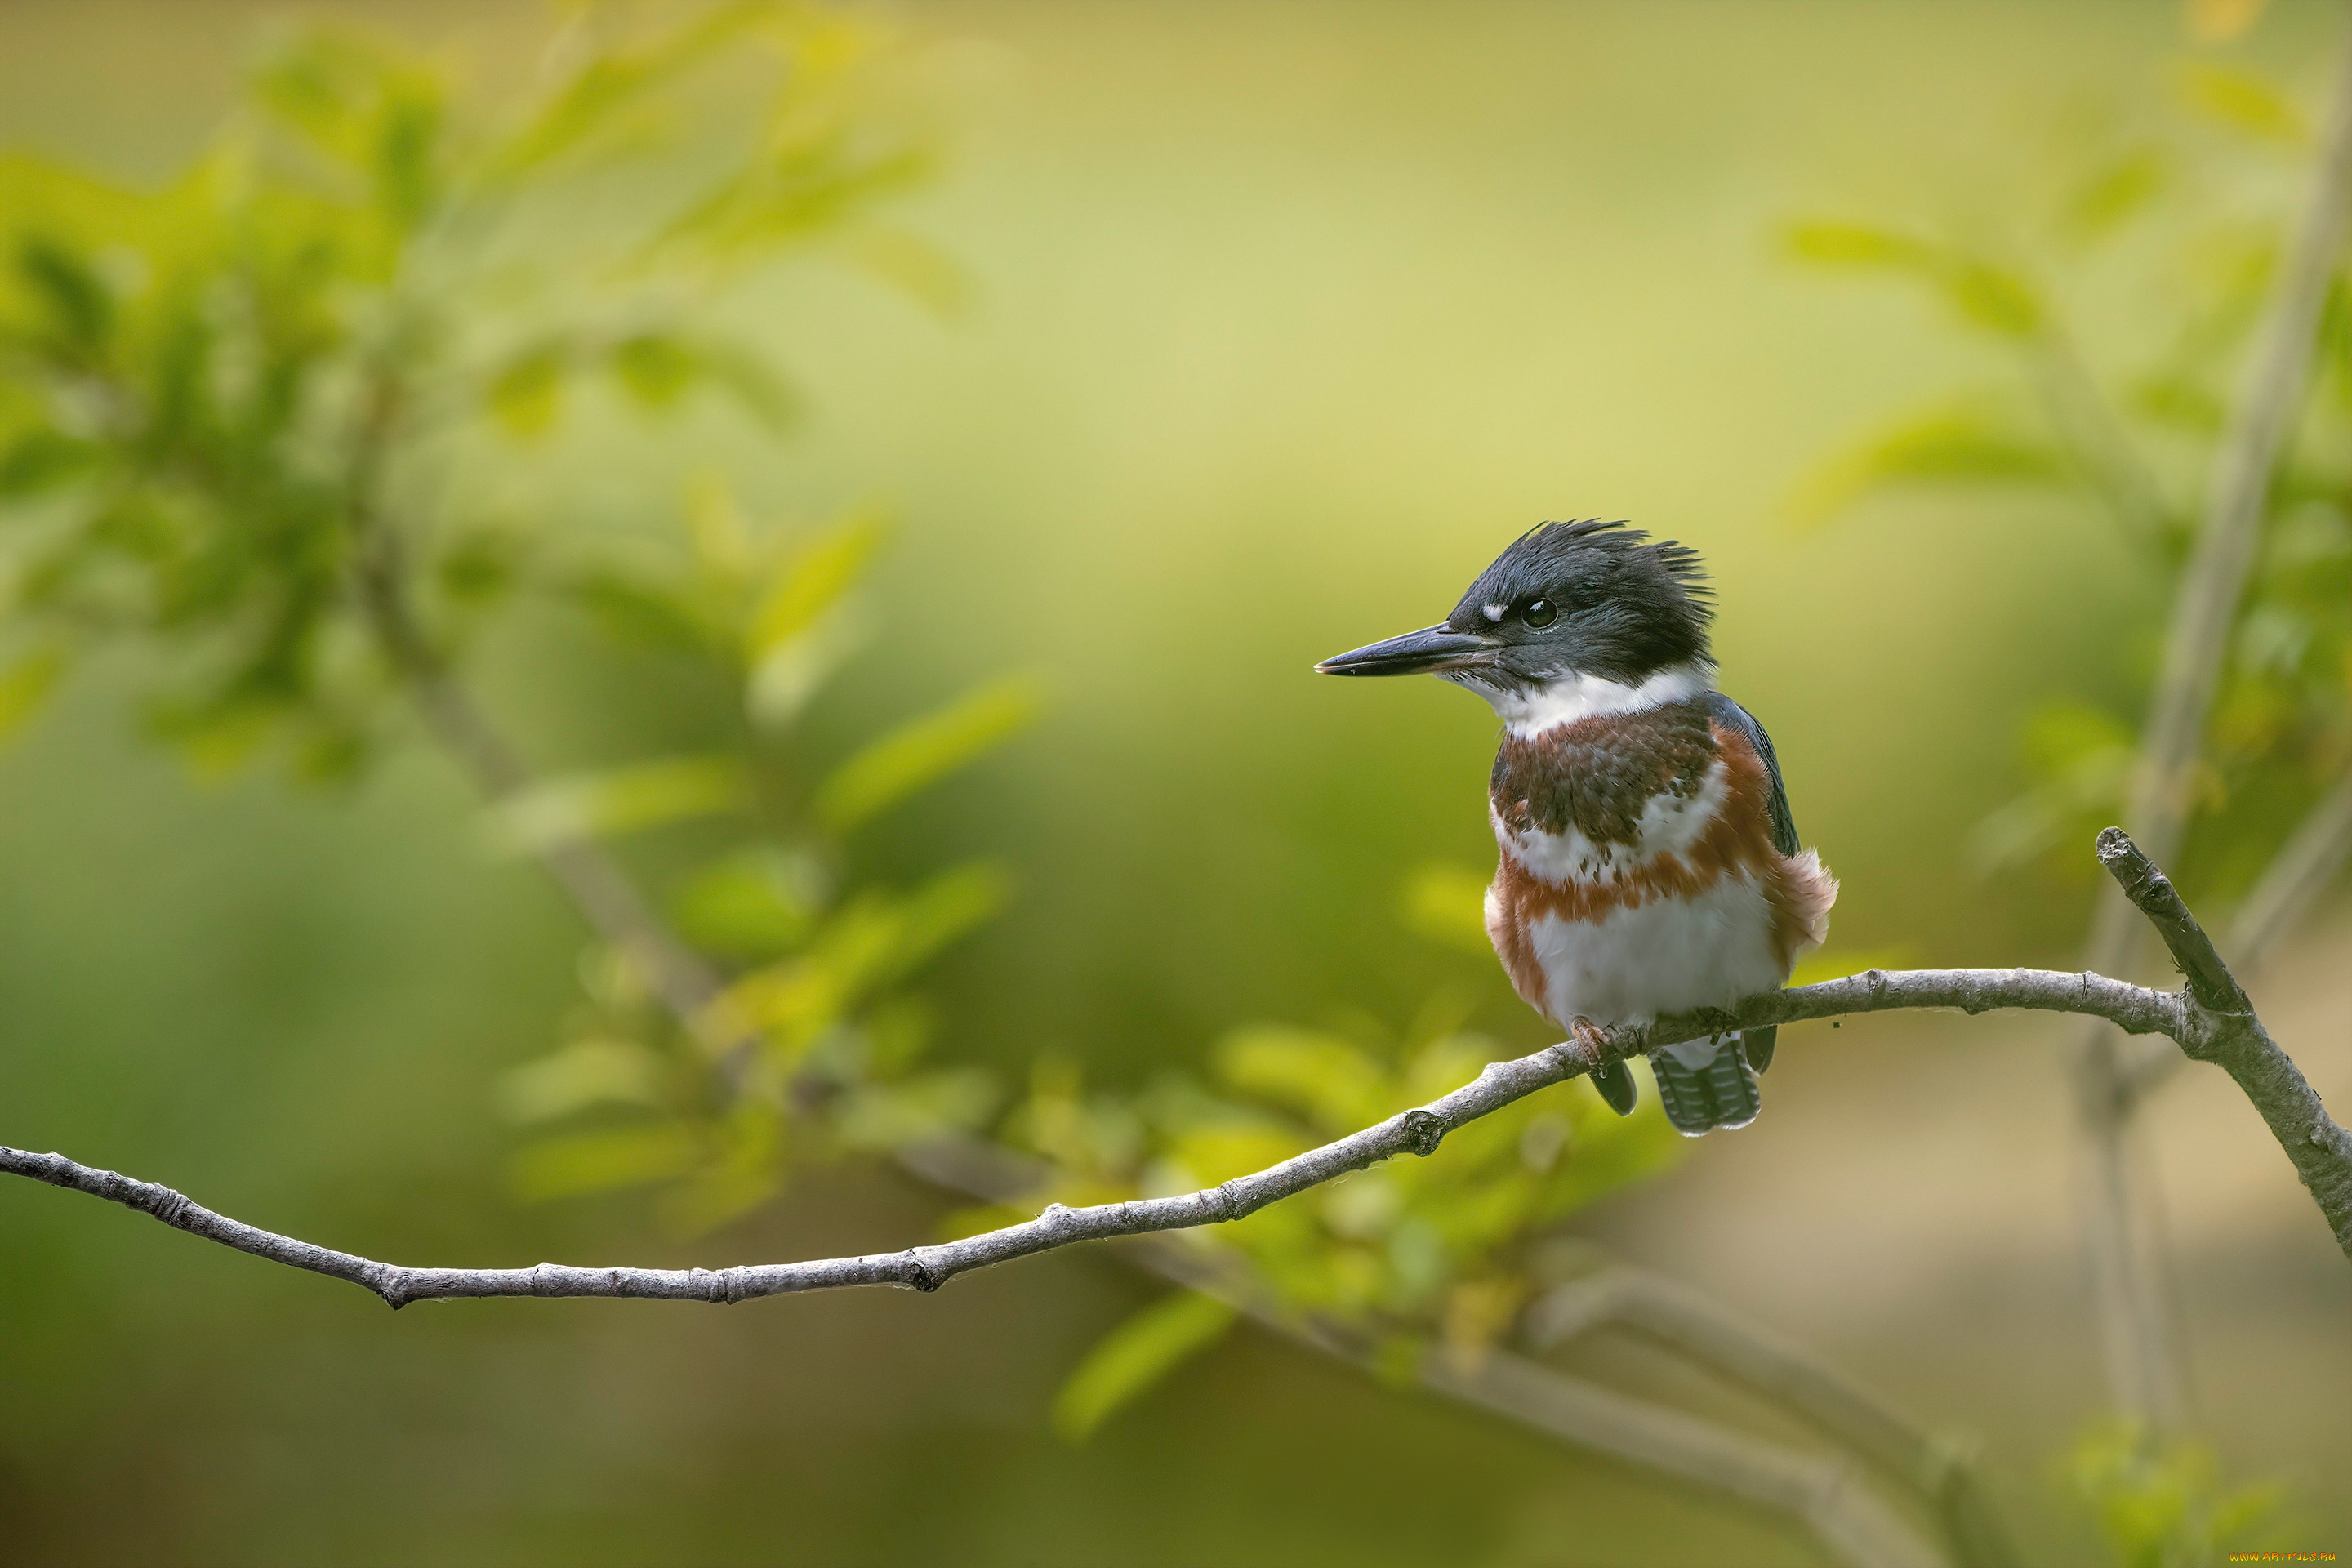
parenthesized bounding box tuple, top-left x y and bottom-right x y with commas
(1650, 1034, 1761, 1136)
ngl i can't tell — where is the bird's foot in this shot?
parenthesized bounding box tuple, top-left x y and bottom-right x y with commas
(1567, 1014, 1610, 1061)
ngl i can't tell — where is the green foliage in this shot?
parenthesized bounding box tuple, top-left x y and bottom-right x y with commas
(1785, 47, 2352, 906)
(1051, 1292, 1239, 1442)
(817, 679, 1045, 834)
(0, 7, 1023, 1235)
(1786, 399, 2068, 528)
(1020, 866, 1685, 1432)
(500, 478, 1029, 1230)
(491, 755, 751, 853)
(0, 2, 947, 774)
(2065, 1421, 2286, 1568)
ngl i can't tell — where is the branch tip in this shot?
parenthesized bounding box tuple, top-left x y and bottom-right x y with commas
(2094, 827, 2250, 1013)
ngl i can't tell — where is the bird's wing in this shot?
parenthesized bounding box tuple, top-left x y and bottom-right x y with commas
(1704, 692, 1799, 857)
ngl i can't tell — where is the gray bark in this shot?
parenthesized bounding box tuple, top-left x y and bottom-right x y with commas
(10, 831, 2345, 1306)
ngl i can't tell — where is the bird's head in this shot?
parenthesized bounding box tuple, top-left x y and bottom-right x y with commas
(1315, 520, 1716, 730)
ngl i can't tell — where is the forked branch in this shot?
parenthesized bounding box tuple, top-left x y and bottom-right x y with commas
(7, 831, 2348, 1304)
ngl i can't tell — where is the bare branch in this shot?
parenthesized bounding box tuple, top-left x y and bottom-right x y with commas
(22, 854, 2351, 1307)
(2097, 834, 2352, 1256)
(2122, 765, 2352, 1102)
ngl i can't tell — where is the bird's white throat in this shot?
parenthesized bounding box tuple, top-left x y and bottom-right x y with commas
(1454, 660, 1716, 739)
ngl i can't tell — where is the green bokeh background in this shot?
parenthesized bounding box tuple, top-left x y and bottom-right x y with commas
(3, 3, 2348, 1564)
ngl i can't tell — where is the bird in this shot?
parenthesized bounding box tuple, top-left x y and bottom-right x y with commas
(1316, 520, 1836, 1135)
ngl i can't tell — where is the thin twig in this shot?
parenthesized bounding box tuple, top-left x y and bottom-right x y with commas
(0, 962, 2154, 1301)
(2122, 765, 2352, 1102)
(2095, 831, 2352, 1257)
(20, 831, 2352, 1307)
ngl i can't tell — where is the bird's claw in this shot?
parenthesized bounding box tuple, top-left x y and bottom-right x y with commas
(1568, 1015, 1610, 1058)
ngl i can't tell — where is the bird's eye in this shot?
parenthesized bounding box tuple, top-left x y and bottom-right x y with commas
(1523, 599, 1557, 628)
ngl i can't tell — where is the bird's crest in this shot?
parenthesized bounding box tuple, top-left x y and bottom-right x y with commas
(1449, 519, 1713, 630)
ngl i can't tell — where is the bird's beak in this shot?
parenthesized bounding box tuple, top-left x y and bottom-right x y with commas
(1314, 623, 1494, 677)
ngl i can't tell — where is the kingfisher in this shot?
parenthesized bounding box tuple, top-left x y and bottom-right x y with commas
(1316, 521, 1836, 1135)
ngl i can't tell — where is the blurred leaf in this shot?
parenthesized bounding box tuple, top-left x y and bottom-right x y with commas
(887, 861, 1009, 978)
(746, 507, 887, 659)
(710, 862, 1006, 1054)
(1050, 1292, 1238, 1443)
(497, 1038, 669, 1124)
(1790, 403, 2067, 526)
(671, 846, 823, 957)
(2127, 372, 2226, 436)
(487, 341, 571, 437)
(816, 678, 1039, 833)
(490, 755, 748, 854)
(2176, 62, 2309, 145)
(510, 1122, 700, 1201)
(0, 428, 102, 497)
(1214, 1027, 1392, 1135)
(250, 23, 447, 225)
(2067, 1419, 2287, 1568)
(14, 235, 114, 353)
(608, 333, 700, 408)
(1940, 260, 2043, 337)
(0, 646, 65, 742)
(1781, 220, 1940, 272)
(1398, 862, 1492, 954)
(569, 568, 719, 653)
(831, 223, 972, 316)
(483, 2, 767, 181)
(746, 602, 869, 728)
(662, 1101, 783, 1235)
(684, 474, 753, 575)
(2059, 148, 2172, 245)
(1783, 221, 2041, 336)
(606, 333, 795, 428)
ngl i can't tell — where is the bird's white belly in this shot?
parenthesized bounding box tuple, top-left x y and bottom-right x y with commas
(1525, 874, 1784, 1027)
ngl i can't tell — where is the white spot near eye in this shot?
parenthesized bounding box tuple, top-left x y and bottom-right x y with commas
(1482, 603, 1505, 621)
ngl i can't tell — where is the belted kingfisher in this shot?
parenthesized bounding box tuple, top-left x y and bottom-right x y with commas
(1316, 521, 1836, 1135)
